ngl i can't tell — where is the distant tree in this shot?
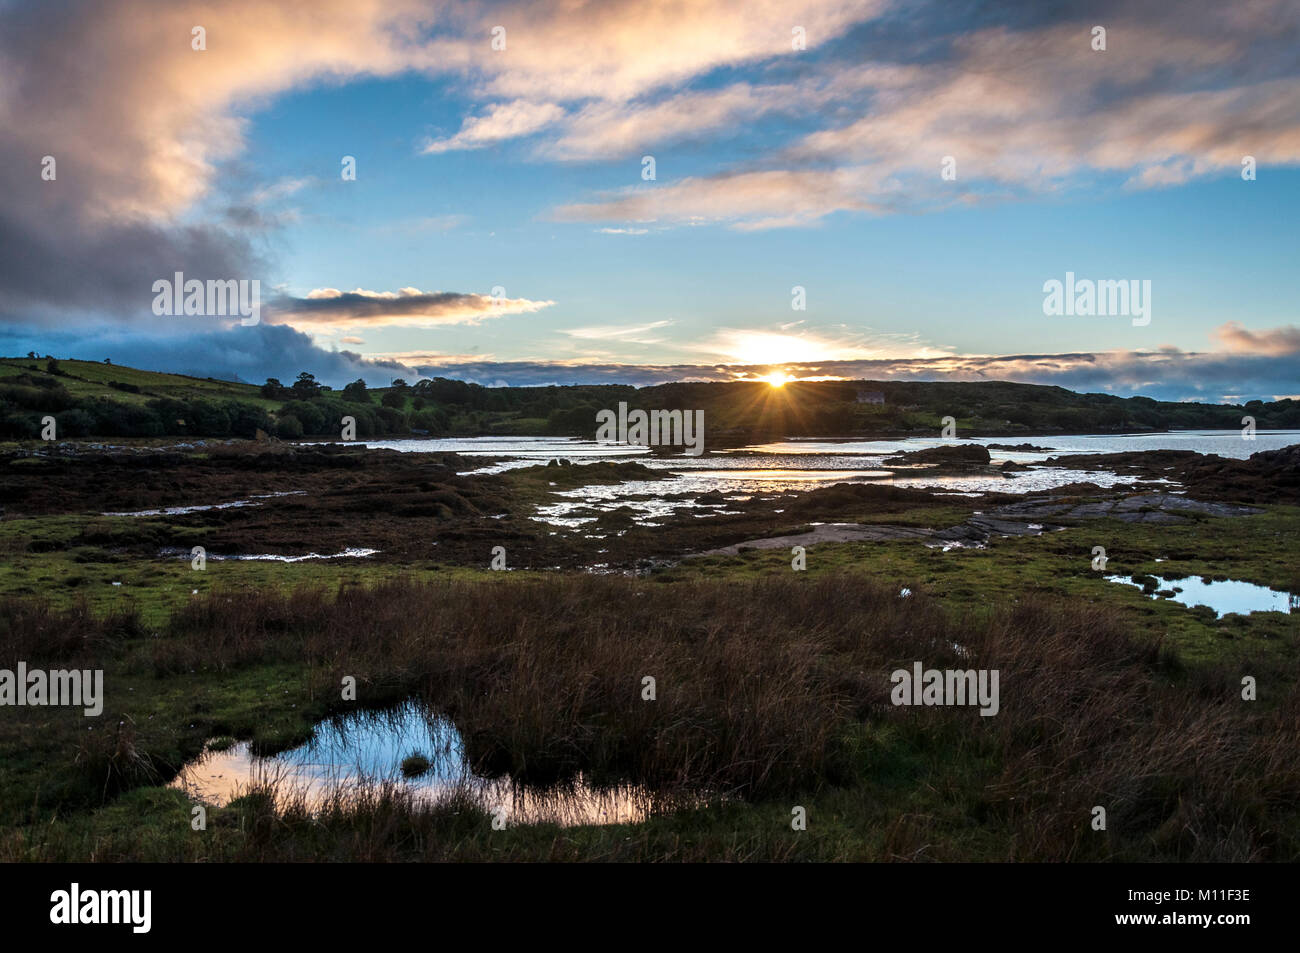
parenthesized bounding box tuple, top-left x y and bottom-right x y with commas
(261, 377, 291, 400)
(45, 357, 60, 375)
(342, 379, 371, 403)
(380, 387, 407, 409)
(292, 371, 321, 399)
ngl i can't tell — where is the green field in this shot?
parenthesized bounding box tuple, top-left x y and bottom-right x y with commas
(0, 357, 281, 411)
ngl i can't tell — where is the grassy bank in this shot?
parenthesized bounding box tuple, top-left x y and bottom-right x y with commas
(2, 570, 1296, 862)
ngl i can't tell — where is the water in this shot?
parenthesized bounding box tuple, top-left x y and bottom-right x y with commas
(318, 430, 1297, 527)
(534, 469, 1173, 526)
(1106, 575, 1298, 617)
(160, 547, 379, 562)
(348, 430, 1300, 467)
(1020, 431, 1300, 459)
(120, 431, 1295, 530)
(103, 491, 307, 517)
(169, 702, 678, 827)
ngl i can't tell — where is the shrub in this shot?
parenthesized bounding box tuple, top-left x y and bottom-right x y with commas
(275, 414, 304, 439)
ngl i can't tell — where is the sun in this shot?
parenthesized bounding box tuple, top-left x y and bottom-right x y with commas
(763, 371, 791, 388)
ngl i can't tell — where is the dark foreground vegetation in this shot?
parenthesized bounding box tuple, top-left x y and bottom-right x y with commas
(2, 573, 1296, 862)
(5, 356, 1299, 442)
(1, 403, 1295, 862)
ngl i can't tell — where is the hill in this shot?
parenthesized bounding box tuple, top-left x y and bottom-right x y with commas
(2, 356, 1297, 442)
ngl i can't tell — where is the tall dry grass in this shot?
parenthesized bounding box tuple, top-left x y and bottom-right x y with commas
(4, 574, 1296, 860)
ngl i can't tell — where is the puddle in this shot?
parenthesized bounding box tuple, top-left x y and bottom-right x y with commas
(1106, 575, 1298, 617)
(161, 547, 379, 562)
(169, 702, 688, 827)
(104, 491, 306, 517)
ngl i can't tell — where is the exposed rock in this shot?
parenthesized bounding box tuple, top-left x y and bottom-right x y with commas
(885, 444, 991, 466)
(1041, 446, 1300, 503)
(694, 487, 1264, 558)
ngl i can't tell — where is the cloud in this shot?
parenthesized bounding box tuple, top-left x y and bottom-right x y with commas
(441, 0, 886, 104)
(560, 320, 673, 343)
(0, 0, 890, 326)
(0, 321, 416, 387)
(541, 2, 1300, 228)
(423, 100, 566, 153)
(6, 321, 1296, 402)
(406, 343, 1300, 403)
(554, 168, 881, 230)
(249, 177, 314, 204)
(0, 0, 454, 323)
(1211, 321, 1300, 356)
(266, 287, 554, 329)
(683, 327, 953, 363)
(540, 82, 806, 161)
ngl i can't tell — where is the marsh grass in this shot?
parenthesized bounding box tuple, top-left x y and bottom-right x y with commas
(2, 573, 1296, 861)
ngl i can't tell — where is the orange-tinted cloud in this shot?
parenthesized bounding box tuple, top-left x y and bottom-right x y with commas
(267, 287, 554, 330)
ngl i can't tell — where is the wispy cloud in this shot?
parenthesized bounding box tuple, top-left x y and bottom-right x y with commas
(560, 321, 673, 344)
(542, 3, 1300, 228)
(422, 100, 566, 154)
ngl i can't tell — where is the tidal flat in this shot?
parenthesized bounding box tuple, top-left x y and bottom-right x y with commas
(0, 436, 1296, 862)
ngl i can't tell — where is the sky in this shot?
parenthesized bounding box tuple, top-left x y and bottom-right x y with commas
(1, 0, 1297, 402)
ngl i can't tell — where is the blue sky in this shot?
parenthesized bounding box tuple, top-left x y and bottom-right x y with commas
(1, 0, 1297, 401)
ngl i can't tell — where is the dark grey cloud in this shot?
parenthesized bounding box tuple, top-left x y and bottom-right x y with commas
(0, 322, 409, 386)
(266, 289, 553, 327)
(0, 1, 268, 324)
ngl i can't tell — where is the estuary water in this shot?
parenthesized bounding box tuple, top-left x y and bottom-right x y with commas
(338, 431, 1299, 524)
